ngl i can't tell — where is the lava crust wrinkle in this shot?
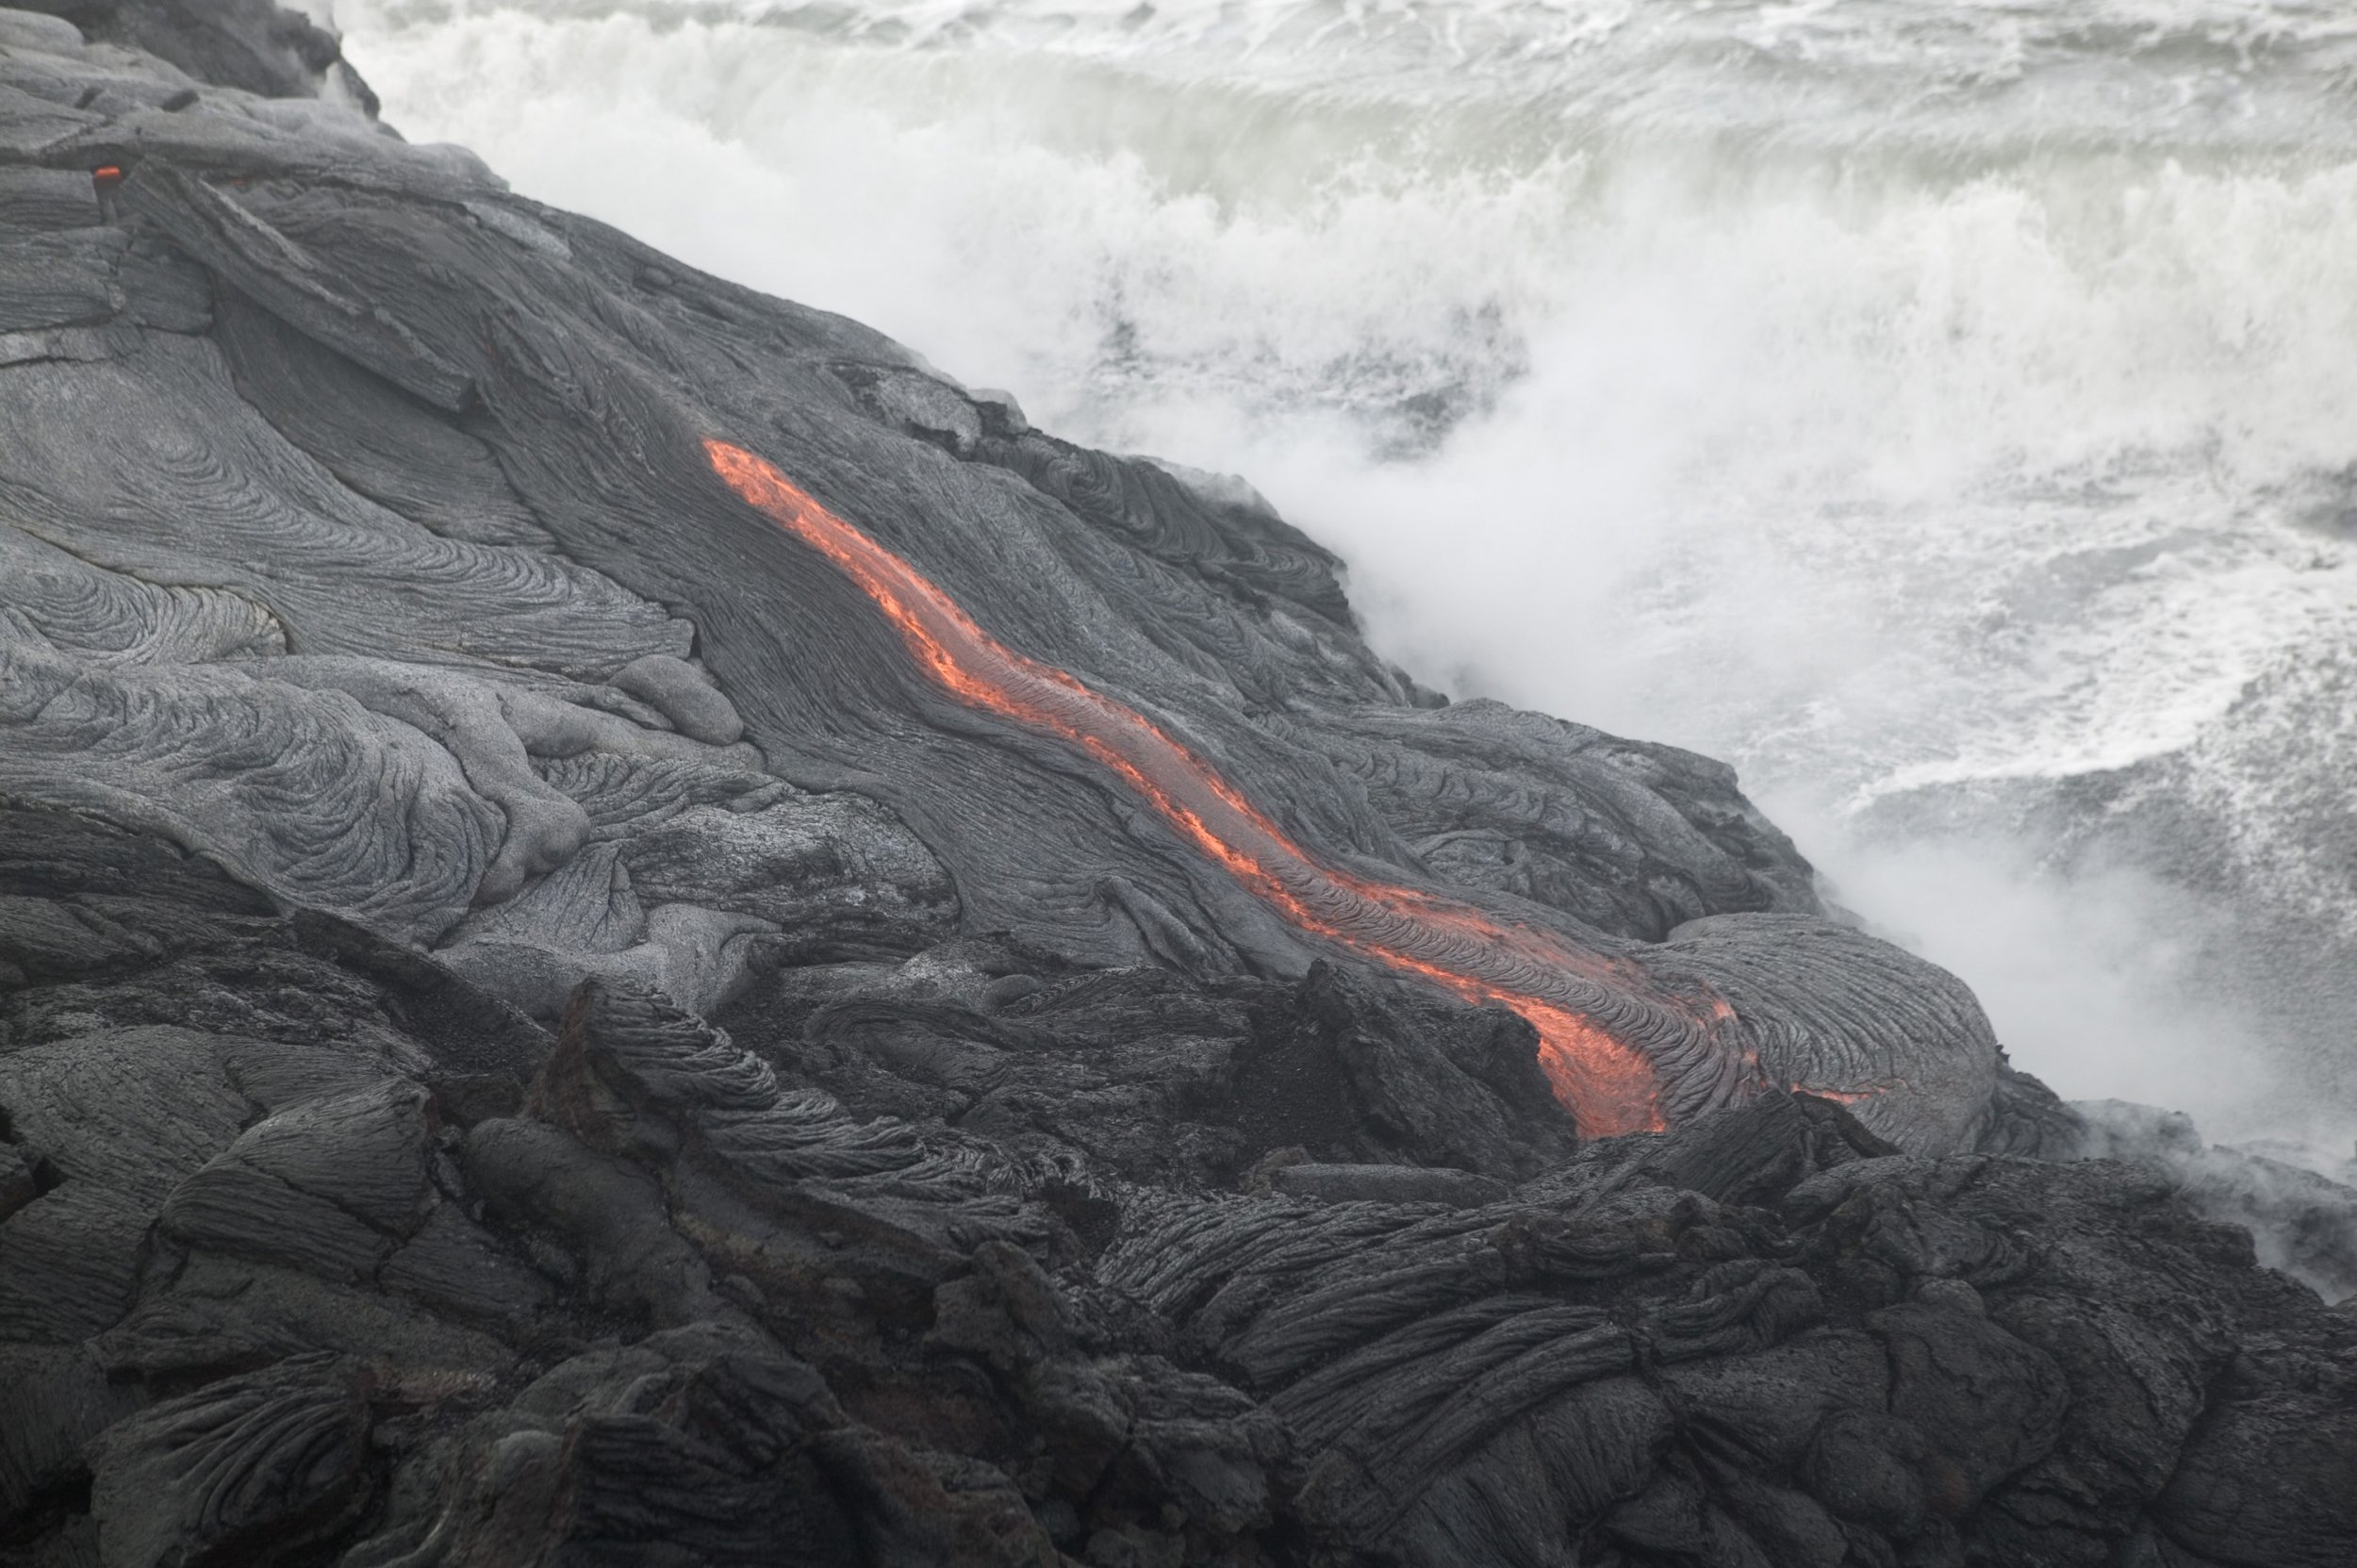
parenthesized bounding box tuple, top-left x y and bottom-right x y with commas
(708, 438, 1682, 1134)
(4, 8, 2357, 1565)
(705, 437, 1982, 1144)
(0, 0, 1999, 1155)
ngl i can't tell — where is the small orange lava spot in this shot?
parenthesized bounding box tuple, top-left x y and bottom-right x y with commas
(92, 165, 122, 184)
(705, 437, 1685, 1134)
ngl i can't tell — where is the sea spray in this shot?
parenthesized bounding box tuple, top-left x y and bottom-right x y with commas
(342, 0, 2357, 1149)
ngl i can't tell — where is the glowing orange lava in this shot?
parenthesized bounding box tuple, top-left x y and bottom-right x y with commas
(707, 438, 1673, 1134)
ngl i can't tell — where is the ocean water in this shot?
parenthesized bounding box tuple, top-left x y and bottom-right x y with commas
(335, 0, 2357, 1153)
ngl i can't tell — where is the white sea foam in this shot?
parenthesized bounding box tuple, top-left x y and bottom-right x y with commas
(338, 0, 2357, 1146)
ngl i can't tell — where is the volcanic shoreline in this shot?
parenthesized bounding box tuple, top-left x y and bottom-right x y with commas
(0, 5, 2354, 1564)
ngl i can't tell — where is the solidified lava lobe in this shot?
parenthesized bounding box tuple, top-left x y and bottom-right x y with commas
(706, 438, 1673, 1134)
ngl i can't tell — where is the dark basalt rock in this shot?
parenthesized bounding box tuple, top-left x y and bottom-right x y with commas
(0, 0, 1997, 1150)
(3, 6, 2357, 1564)
(8, 0, 371, 107)
(6, 771, 2357, 1566)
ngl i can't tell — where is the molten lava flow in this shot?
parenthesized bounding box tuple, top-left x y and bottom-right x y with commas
(707, 438, 1675, 1133)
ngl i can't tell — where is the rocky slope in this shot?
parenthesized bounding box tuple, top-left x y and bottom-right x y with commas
(0, 6, 2353, 1565)
(0, 0, 2005, 1152)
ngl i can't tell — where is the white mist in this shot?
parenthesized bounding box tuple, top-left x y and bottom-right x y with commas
(338, 0, 2357, 1152)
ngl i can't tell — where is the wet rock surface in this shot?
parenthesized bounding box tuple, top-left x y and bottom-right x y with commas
(3, 6, 2356, 1564)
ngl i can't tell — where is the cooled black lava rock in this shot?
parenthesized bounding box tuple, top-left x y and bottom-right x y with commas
(4, 5, 2357, 1565)
(0, 0, 2003, 1151)
(4, 802, 2355, 1567)
(6, 0, 369, 107)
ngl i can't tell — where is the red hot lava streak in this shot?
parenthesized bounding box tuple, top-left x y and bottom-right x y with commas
(707, 438, 1676, 1134)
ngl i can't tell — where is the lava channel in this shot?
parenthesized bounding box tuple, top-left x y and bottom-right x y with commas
(708, 437, 1713, 1135)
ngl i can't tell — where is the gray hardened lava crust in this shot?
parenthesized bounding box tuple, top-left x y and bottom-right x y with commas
(2, 6, 2355, 1566)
